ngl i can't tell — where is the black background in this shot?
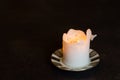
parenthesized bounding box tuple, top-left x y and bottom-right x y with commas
(0, 0, 120, 80)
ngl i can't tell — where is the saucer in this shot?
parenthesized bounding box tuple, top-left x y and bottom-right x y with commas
(51, 49, 100, 71)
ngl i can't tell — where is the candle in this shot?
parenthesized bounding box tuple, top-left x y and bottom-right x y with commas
(62, 29, 96, 68)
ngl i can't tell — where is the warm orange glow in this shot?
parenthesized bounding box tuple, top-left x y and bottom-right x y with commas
(63, 29, 87, 43)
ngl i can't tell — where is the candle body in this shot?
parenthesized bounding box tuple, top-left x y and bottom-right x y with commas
(62, 29, 91, 68)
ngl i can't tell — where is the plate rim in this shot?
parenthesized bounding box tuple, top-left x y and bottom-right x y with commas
(51, 48, 100, 71)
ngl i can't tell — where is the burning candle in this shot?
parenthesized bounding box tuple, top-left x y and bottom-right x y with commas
(62, 29, 96, 68)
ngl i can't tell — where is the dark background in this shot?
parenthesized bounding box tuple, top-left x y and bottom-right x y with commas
(0, 0, 120, 80)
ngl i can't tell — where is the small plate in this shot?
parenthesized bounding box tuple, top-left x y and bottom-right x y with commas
(51, 49, 100, 71)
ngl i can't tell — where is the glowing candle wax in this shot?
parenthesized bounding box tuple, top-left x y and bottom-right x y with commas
(62, 29, 96, 68)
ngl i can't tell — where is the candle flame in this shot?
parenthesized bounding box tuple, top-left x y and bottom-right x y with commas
(63, 29, 86, 43)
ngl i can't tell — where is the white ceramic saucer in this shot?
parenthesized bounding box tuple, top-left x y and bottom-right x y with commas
(51, 49, 100, 71)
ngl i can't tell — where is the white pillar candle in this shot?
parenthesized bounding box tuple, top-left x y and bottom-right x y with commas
(62, 29, 96, 68)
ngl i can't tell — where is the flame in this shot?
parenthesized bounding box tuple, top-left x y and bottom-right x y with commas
(63, 29, 87, 43)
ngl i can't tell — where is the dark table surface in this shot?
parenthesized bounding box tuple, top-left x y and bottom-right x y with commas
(0, 0, 120, 80)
